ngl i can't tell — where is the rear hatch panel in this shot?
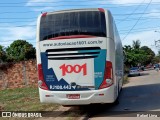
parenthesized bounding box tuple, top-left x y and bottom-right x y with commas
(40, 38, 106, 91)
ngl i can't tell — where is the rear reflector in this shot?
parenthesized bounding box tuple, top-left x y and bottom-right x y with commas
(99, 61, 113, 89)
(99, 93, 104, 96)
(45, 95, 54, 97)
(38, 64, 48, 90)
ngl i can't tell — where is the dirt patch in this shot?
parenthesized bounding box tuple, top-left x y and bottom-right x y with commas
(0, 105, 4, 111)
(21, 97, 34, 102)
(36, 106, 84, 120)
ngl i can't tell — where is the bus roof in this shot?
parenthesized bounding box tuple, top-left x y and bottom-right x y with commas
(41, 8, 109, 15)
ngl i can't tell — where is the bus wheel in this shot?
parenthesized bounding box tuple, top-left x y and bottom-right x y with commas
(113, 98, 119, 105)
(113, 84, 120, 105)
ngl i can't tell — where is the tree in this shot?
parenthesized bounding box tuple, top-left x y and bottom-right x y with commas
(6, 40, 36, 62)
(0, 45, 7, 63)
(152, 56, 160, 63)
(123, 40, 155, 67)
(140, 46, 155, 65)
(132, 40, 141, 49)
(123, 45, 132, 52)
(123, 45, 134, 66)
(158, 51, 160, 57)
(152, 51, 160, 63)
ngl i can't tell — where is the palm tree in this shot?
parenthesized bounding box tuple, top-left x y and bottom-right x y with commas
(132, 40, 141, 49)
(123, 45, 132, 52)
(158, 51, 160, 56)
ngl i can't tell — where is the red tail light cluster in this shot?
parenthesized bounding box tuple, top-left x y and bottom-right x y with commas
(38, 64, 48, 90)
(99, 61, 113, 89)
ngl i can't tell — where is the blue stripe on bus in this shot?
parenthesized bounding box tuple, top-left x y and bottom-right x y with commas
(94, 50, 106, 90)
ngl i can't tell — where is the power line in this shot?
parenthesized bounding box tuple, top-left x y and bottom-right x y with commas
(0, 1, 160, 5)
(0, 2, 160, 8)
(0, 15, 160, 23)
(0, 20, 36, 23)
(113, 11, 160, 16)
(0, 17, 37, 19)
(122, 0, 153, 41)
(116, 17, 160, 21)
(117, 0, 146, 24)
(0, 10, 160, 16)
(120, 24, 160, 31)
(1, 15, 160, 27)
(0, 25, 36, 27)
(0, 11, 160, 20)
(0, 11, 38, 14)
(0, 38, 36, 41)
(0, 39, 36, 45)
(0, 5, 140, 8)
(0, 20, 153, 28)
(0, 0, 112, 4)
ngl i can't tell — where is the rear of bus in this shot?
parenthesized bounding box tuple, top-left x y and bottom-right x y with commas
(36, 8, 116, 105)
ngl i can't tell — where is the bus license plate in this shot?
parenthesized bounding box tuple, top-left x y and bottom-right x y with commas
(66, 94, 80, 99)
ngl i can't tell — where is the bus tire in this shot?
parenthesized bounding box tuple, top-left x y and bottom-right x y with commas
(113, 84, 120, 105)
(113, 97, 119, 105)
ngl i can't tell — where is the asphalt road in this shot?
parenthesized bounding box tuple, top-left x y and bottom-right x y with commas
(83, 69, 160, 119)
(37, 69, 160, 120)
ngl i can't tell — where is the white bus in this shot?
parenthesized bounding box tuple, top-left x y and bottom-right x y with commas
(36, 8, 123, 105)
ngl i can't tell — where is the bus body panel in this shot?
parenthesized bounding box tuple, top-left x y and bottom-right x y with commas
(106, 10, 123, 98)
(36, 8, 123, 105)
(39, 37, 107, 91)
(39, 84, 115, 105)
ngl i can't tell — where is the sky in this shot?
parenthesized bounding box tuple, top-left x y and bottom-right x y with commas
(0, 0, 160, 54)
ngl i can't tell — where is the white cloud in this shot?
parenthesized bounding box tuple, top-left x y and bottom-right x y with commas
(111, 0, 160, 5)
(111, 0, 146, 4)
(144, 9, 160, 18)
(32, 7, 55, 12)
(26, 0, 62, 11)
(0, 25, 36, 47)
(8, 27, 35, 39)
(122, 30, 159, 54)
(26, 0, 54, 6)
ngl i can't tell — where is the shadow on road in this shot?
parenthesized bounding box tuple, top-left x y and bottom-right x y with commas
(76, 83, 160, 117)
(140, 72, 150, 76)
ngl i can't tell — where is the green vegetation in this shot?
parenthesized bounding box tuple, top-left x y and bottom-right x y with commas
(0, 45, 7, 62)
(152, 51, 160, 63)
(0, 86, 59, 111)
(123, 40, 158, 67)
(6, 40, 36, 62)
(0, 40, 36, 63)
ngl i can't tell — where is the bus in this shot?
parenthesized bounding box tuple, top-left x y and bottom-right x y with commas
(36, 8, 124, 105)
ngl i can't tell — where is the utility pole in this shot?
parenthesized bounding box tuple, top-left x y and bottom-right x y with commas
(155, 40, 160, 50)
(154, 31, 160, 50)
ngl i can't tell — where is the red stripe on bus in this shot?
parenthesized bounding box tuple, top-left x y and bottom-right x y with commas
(48, 35, 96, 40)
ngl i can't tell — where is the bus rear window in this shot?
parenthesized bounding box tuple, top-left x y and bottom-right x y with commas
(40, 11, 106, 41)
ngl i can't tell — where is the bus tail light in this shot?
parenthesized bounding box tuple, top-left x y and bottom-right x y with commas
(99, 61, 113, 89)
(38, 64, 48, 90)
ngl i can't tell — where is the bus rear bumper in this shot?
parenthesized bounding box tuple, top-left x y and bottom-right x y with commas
(39, 85, 116, 105)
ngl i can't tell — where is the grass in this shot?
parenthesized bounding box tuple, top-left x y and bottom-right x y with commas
(0, 86, 59, 111)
